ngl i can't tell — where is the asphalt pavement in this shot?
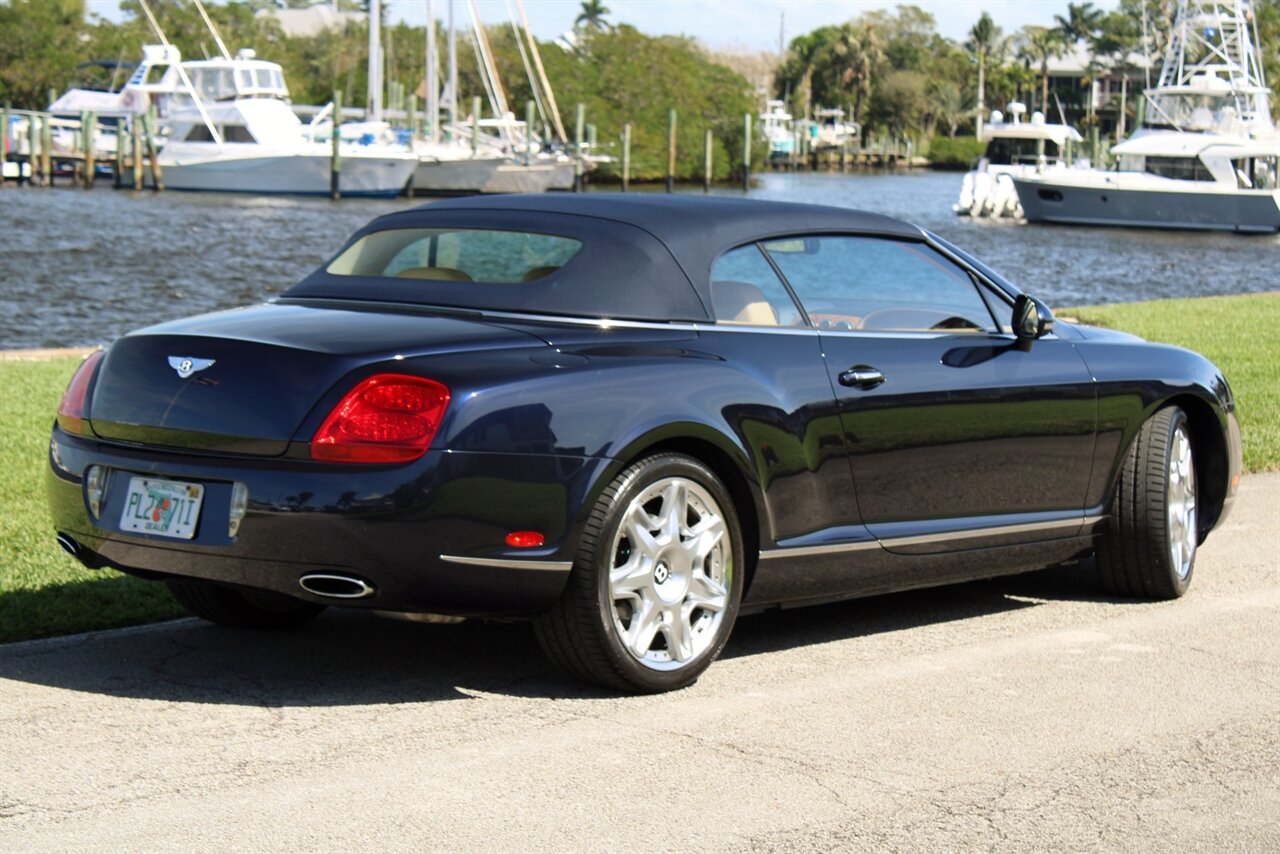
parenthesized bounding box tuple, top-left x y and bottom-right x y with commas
(2, 474, 1277, 852)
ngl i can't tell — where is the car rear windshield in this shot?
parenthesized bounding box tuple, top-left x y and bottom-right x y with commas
(326, 228, 584, 284)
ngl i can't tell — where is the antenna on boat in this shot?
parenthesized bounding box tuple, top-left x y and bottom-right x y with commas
(192, 0, 233, 62)
(135, 0, 224, 147)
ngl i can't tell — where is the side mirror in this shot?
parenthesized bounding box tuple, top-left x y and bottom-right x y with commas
(1013, 294, 1055, 341)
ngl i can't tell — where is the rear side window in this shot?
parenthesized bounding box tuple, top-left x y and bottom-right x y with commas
(326, 228, 583, 284)
(710, 245, 805, 327)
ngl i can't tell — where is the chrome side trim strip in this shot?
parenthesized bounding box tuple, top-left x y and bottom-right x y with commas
(760, 515, 1103, 559)
(759, 541, 881, 560)
(883, 516, 1089, 547)
(439, 554, 574, 571)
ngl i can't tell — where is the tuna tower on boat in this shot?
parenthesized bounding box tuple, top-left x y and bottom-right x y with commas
(1012, 0, 1279, 233)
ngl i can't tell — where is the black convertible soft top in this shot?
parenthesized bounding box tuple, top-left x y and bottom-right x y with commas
(287, 195, 927, 323)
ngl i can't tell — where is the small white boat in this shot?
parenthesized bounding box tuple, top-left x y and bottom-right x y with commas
(761, 100, 794, 160)
(955, 102, 1083, 219)
(1012, 0, 1280, 233)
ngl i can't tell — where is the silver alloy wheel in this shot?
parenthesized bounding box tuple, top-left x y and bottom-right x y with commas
(607, 476, 731, 671)
(1168, 424, 1197, 579)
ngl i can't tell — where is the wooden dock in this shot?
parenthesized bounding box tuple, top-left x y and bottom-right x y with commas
(1, 106, 164, 191)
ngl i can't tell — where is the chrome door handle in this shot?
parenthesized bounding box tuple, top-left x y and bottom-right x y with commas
(839, 366, 885, 388)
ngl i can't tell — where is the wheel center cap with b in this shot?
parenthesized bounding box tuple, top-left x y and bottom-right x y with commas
(654, 561, 671, 585)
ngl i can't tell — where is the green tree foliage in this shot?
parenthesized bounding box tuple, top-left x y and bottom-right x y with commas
(534, 26, 758, 180)
(1016, 25, 1068, 113)
(0, 0, 90, 108)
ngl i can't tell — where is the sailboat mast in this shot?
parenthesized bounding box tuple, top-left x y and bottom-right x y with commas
(427, 0, 439, 143)
(368, 0, 383, 122)
(448, 0, 458, 140)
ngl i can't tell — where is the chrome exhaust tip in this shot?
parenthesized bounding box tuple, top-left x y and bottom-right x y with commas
(56, 533, 81, 558)
(298, 573, 376, 599)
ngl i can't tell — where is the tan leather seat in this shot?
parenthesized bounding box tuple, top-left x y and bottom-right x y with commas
(712, 280, 779, 326)
(394, 266, 473, 281)
(522, 266, 559, 282)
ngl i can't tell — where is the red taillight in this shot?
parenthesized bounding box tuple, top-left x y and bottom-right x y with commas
(56, 350, 105, 435)
(311, 374, 450, 464)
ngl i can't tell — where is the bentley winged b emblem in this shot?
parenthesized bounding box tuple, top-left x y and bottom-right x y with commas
(168, 356, 216, 379)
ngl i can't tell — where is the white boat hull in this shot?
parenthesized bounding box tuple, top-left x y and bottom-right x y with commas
(1013, 175, 1280, 233)
(160, 149, 417, 197)
(411, 157, 574, 194)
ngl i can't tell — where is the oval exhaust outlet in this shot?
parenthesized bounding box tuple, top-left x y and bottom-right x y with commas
(56, 533, 81, 558)
(298, 573, 376, 599)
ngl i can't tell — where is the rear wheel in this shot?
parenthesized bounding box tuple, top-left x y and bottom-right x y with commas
(1096, 406, 1198, 599)
(534, 453, 744, 693)
(166, 579, 325, 629)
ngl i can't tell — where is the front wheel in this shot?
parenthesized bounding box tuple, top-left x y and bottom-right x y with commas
(1096, 406, 1198, 599)
(534, 453, 745, 693)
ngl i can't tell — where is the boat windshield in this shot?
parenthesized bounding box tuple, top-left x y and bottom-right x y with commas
(984, 137, 1060, 165)
(1145, 91, 1248, 133)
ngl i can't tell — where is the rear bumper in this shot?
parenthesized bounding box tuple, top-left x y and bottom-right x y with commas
(47, 427, 613, 617)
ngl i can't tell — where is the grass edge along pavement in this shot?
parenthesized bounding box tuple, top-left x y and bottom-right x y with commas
(2, 291, 1277, 644)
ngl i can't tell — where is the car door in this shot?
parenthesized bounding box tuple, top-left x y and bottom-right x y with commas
(704, 243, 862, 547)
(761, 234, 1097, 553)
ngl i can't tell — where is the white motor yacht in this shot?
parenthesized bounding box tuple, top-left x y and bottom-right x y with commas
(955, 102, 1083, 219)
(1013, 0, 1279, 233)
(160, 52, 417, 197)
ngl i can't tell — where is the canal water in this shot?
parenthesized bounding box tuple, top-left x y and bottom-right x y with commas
(2, 170, 1276, 348)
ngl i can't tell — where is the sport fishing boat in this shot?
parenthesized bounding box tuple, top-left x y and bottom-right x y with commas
(1013, 0, 1280, 233)
(955, 102, 1083, 219)
(160, 51, 417, 197)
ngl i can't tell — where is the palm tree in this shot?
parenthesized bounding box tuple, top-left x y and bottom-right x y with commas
(823, 21, 884, 132)
(574, 0, 611, 32)
(1054, 1, 1105, 45)
(965, 12, 1005, 137)
(931, 80, 971, 138)
(1091, 11, 1143, 136)
(1018, 26, 1068, 114)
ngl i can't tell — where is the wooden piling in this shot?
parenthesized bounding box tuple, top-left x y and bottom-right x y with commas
(84, 112, 97, 189)
(703, 127, 712, 193)
(0, 103, 9, 186)
(524, 99, 535, 166)
(114, 115, 124, 189)
(142, 108, 162, 191)
(742, 113, 751, 192)
(665, 108, 676, 193)
(470, 95, 481, 158)
(573, 102, 584, 192)
(131, 118, 143, 190)
(25, 113, 37, 186)
(330, 90, 342, 200)
(621, 121, 631, 192)
(40, 114, 53, 186)
(408, 94, 418, 141)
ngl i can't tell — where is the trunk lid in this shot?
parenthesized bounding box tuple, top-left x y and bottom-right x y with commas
(88, 302, 545, 455)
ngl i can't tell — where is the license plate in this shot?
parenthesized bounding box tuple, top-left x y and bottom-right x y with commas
(120, 477, 204, 540)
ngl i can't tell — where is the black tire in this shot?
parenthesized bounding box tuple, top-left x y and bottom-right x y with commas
(1096, 406, 1199, 599)
(534, 453, 745, 693)
(166, 579, 325, 629)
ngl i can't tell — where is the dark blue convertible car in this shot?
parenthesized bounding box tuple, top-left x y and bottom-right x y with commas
(48, 195, 1241, 692)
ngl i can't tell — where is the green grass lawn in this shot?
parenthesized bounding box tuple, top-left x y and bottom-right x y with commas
(1, 292, 1276, 644)
(0, 357, 183, 643)
(1068, 292, 1279, 473)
